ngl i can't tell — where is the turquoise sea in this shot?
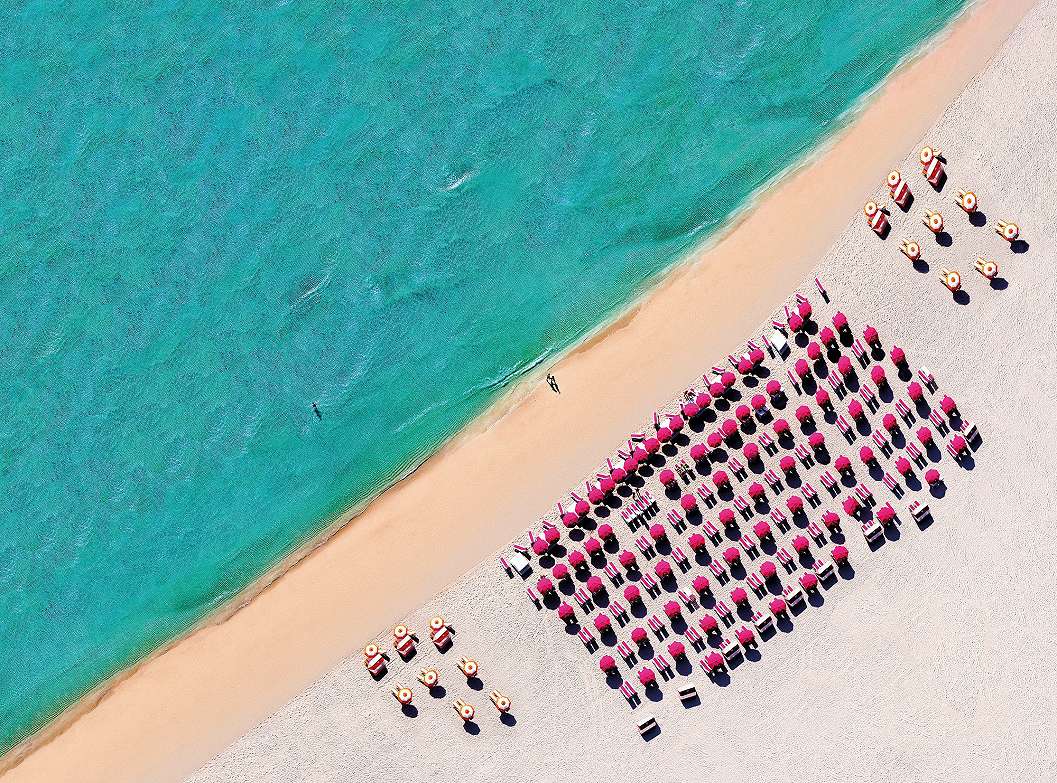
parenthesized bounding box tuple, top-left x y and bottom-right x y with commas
(1, 0, 967, 752)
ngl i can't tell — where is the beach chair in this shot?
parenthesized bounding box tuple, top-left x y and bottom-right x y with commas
(696, 483, 716, 508)
(733, 494, 751, 519)
(639, 571, 661, 598)
(647, 614, 668, 640)
(752, 610, 775, 635)
(929, 408, 949, 435)
(720, 637, 743, 665)
(854, 483, 874, 506)
(684, 625, 705, 653)
(739, 534, 758, 560)
(815, 277, 828, 300)
(802, 482, 820, 507)
(499, 556, 513, 578)
(918, 367, 937, 392)
(769, 507, 790, 533)
(743, 574, 765, 602)
(702, 518, 722, 545)
(777, 547, 795, 573)
(715, 601, 734, 627)
(512, 541, 529, 557)
(813, 558, 835, 582)
(653, 653, 673, 679)
(909, 500, 931, 524)
(852, 339, 868, 367)
(836, 415, 855, 442)
(807, 520, 825, 546)
(872, 429, 891, 457)
(862, 519, 883, 543)
(882, 471, 902, 497)
(708, 559, 729, 584)
(574, 587, 593, 611)
(828, 372, 846, 398)
(672, 546, 691, 572)
(578, 626, 598, 652)
(527, 586, 542, 609)
(906, 442, 926, 468)
(794, 442, 813, 468)
(786, 369, 801, 394)
(604, 561, 624, 587)
(820, 470, 838, 496)
(635, 535, 656, 559)
(678, 589, 698, 612)
(620, 680, 640, 708)
(758, 432, 778, 457)
(895, 397, 914, 425)
(727, 456, 746, 480)
(860, 383, 878, 412)
(666, 508, 687, 534)
(617, 640, 636, 666)
(764, 469, 782, 492)
(608, 599, 628, 624)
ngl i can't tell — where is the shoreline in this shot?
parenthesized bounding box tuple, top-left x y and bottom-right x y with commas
(1, 0, 1037, 779)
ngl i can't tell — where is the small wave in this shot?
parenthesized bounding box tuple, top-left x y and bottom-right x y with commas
(442, 168, 477, 192)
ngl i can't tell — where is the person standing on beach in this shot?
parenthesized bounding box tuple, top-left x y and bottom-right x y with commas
(546, 373, 560, 394)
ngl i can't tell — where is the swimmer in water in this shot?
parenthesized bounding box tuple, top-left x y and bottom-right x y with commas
(312, 402, 322, 420)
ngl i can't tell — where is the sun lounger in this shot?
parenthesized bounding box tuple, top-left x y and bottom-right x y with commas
(807, 520, 825, 545)
(769, 507, 789, 533)
(895, 397, 913, 424)
(577, 626, 597, 652)
(728, 455, 746, 478)
(854, 482, 873, 506)
(647, 614, 667, 639)
(746, 572, 765, 598)
(828, 372, 846, 398)
(619, 680, 640, 708)
(802, 482, 820, 507)
(702, 518, 722, 545)
(617, 640, 636, 665)
(881, 472, 901, 497)
(777, 547, 795, 572)
(733, 495, 751, 519)
(672, 546, 691, 572)
(696, 483, 716, 507)
(574, 587, 592, 611)
(678, 589, 698, 612)
(708, 560, 728, 584)
(792, 444, 811, 469)
(604, 561, 624, 587)
(653, 653, 672, 676)
(715, 600, 734, 626)
(918, 367, 936, 392)
(820, 470, 838, 495)
(929, 408, 949, 435)
(871, 428, 890, 453)
(764, 469, 781, 491)
(739, 534, 758, 560)
(639, 571, 660, 598)
(758, 431, 777, 455)
(836, 415, 854, 442)
(815, 277, 827, 299)
(610, 599, 629, 623)
(860, 383, 878, 412)
(526, 586, 542, 608)
(512, 541, 529, 557)
(635, 535, 655, 558)
(499, 556, 513, 577)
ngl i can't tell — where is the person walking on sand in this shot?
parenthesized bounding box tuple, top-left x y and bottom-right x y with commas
(546, 373, 560, 394)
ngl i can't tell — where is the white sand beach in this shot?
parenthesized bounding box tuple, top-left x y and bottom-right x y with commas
(1, 1, 1047, 781)
(180, 2, 1057, 782)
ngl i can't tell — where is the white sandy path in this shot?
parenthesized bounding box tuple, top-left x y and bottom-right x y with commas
(187, 3, 1057, 782)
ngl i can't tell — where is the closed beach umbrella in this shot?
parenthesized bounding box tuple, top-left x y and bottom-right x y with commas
(709, 381, 726, 397)
(537, 577, 554, 594)
(619, 550, 636, 568)
(654, 560, 673, 579)
(731, 586, 748, 605)
(659, 468, 677, 486)
(832, 545, 849, 563)
(663, 600, 681, 619)
(815, 388, 831, 407)
(795, 405, 812, 423)
(723, 547, 740, 565)
(807, 341, 822, 361)
(631, 627, 648, 644)
(624, 584, 641, 603)
(864, 326, 879, 345)
(584, 537, 602, 555)
(809, 431, 825, 449)
(795, 358, 810, 379)
(800, 572, 819, 591)
(696, 392, 713, 409)
(925, 468, 941, 485)
(680, 493, 697, 512)
(786, 495, 803, 513)
(820, 326, 836, 346)
(940, 395, 957, 416)
(735, 404, 751, 422)
(748, 482, 765, 500)
(532, 539, 548, 556)
(719, 508, 735, 526)
(822, 511, 840, 530)
(743, 442, 760, 462)
(837, 355, 853, 377)
(644, 436, 661, 454)
(760, 560, 778, 579)
(688, 533, 707, 552)
(639, 668, 656, 686)
(690, 443, 708, 462)
(699, 615, 719, 634)
(544, 527, 560, 544)
(895, 456, 912, 476)
(753, 520, 771, 539)
(833, 312, 848, 331)
(788, 313, 804, 332)
(558, 603, 574, 621)
(594, 614, 611, 632)
(568, 550, 586, 569)
(780, 455, 796, 473)
(769, 598, 787, 616)
(721, 419, 738, 439)
(668, 640, 686, 659)
(871, 365, 886, 385)
(917, 427, 933, 445)
(713, 469, 730, 487)
(682, 401, 701, 419)
(587, 575, 604, 594)
(882, 413, 898, 432)
(751, 394, 767, 412)
(721, 371, 736, 388)
(692, 576, 710, 595)
(598, 523, 614, 541)
(792, 534, 809, 553)
(842, 496, 860, 516)
(798, 300, 813, 319)
(834, 455, 851, 473)
(774, 418, 791, 435)
(649, 523, 666, 541)
(706, 432, 723, 449)
(859, 445, 874, 463)
(552, 563, 570, 580)
(599, 655, 617, 672)
(908, 381, 924, 401)
(766, 379, 782, 397)
(848, 399, 864, 419)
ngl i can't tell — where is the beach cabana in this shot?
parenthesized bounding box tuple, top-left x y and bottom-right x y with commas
(364, 644, 387, 677)
(393, 625, 416, 659)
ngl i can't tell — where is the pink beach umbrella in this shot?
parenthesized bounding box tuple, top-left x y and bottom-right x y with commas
(760, 560, 777, 580)
(690, 443, 708, 462)
(552, 563, 570, 581)
(624, 584, 641, 603)
(718, 508, 736, 527)
(574, 498, 590, 517)
(766, 379, 782, 397)
(688, 533, 707, 552)
(537, 577, 554, 595)
(709, 381, 726, 397)
(882, 413, 898, 432)
(788, 313, 804, 332)
(663, 600, 681, 619)
(584, 537, 602, 556)
(753, 520, 771, 540)
(557, 603, 574, 622)
(668, 640, 686, 659)
(808, 431, 825, 450)
(721, 419, 738, 439)
(800, 572, 819, 591)
(795, 405, 812, 423)
(659, 468, 677, 486)
(794, 358, 810, 379)
(594, 614, 611, 632)
(544, 527, 560, 545)
(588, 484, 605, 504)
(680, 493, 697, 512)
(774, 418, 791, 435)
(819, 326, 836, 346)
(779, 455, 796, 474)
(870, 365, 887, 386)
(699, 615, 719, 634)
(599, 655, 617, 672)
(786, 495, 803, 514)
(644, 436, 661, 454)
(722, 547, 740, 565)
(832, 545, 849, 564)
(706, 431, 723, 450)
(837, 355, 853, 378)
(748, 482, 765, 501)
(822, 510, 841, 530)
(925, 468, 941, 485)
(668, 415, 685, 433)
(940, 395, 958, 416)
(895, 456, 912, 476)
(891, 346, 907, 366)
(654, 560, 673, 579)
(792, 534, 809, 553)
(950, 434, 968, 455)
(848, 399, 864, 420)
(769, 598, 787, 616)
(561, 511, 579, 528)
(692, 575, 710, 595)
(877, 504, 896, 524)
(807, 341, 822, 361)
(705, 652, 725, 671)
(633, 446, 648, 464)
(908, 382, 924, 402)
(859, 446, 875, 464)
(599, 474, 616, 494)
(656, 426, 673, 443)
(631, 627, 648, 645)
(619, 550, 636, 569)
(736, 626, 755, 646)
(682, 400, 701, 419)
(713, 469, 730, 488)
(587, 575, 604, 594)
(721, 371, 736, 389)
(568, 550, 586, 569)
(863, 325, 879, 346)
(598, 523, 615, 541)
(743, 442, 760, 462)
(798, 299, 813, 319)
(834, 455, 852, 473)
(531, 539, 548, 556)
(735, 404, 752, 422)
(832, 312, 849, 332)
(815, 388, 831, 408)
(638, 668, 656, 686)
(751, 394, 767, 412)
(649, 523, 666, 541)
(917, 427, 933, 445)
(750, 347, 766, 365)
(623, 456, 638, 474)
(696, 392, 713, 410)
(738, 357, 754, 375)
(842, 496, 860, 516)
(730, 586, 748, 605)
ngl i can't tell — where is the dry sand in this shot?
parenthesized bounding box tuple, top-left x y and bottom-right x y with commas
(1, 0, 1046, 781)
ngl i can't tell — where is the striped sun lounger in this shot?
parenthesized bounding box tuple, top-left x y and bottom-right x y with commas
(678, 589, 697, 611)
(828, 373, 845, 396)
(609, 600, 628, 623)
(702, 518, 722, 544)
(764, 469, 781, 491)
(619, 680, 638, 706)
(747, 572, 765, 596)
(739, 534, 757, 559)
(733, 495, 750, 516)
(578, 626, 596, 651)
(895, 397, 913, 423)
(715, 601, 733, 625)
(807, 520, 825, 545)
(758, 431, 776, 454)
(617, 640, 636, 665)
(769, 507, 789, 532)
(918, 367, 936, 391)
(854, 483, 873, 505)
(604, 561, 623, 586)
(820, 470, 837, 493)
(708, 560, 728, 582)
(640, 571, 660, 597)
(684, 625, 704, 651)
(647, 614, 666, 638)
(574, 587, 592, 610)
(794, 443, 812, 467)
(728, 456, 746, 478)
(672, 546, 690, 571)
(802, 482, 819, 504)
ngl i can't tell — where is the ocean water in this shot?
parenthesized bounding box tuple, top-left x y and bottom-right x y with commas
(0, 0, 967, 752)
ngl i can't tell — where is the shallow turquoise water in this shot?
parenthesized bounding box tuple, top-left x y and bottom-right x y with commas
(0, 0, 967, 751)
